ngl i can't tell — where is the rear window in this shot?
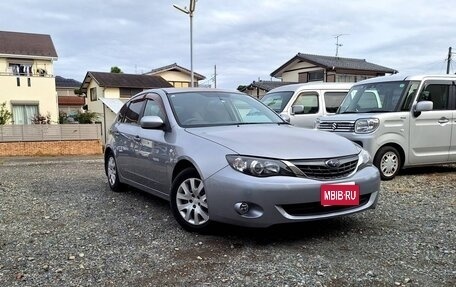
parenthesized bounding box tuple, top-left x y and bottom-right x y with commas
(324, 92, 347, 113)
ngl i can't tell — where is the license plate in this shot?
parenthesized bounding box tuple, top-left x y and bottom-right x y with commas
(320, 184, 360, 206)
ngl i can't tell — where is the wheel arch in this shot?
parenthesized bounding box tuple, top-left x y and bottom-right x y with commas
(172, 159, 198, 182)
(375, 143, 405, 168)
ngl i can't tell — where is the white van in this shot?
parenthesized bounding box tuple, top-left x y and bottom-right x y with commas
(316, 74, 456, 180)
(261, 82, 353, 128)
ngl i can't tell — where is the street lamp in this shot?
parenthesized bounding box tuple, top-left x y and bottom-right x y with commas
(173, 0, 196, 87)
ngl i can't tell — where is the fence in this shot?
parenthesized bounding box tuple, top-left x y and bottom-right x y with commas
(0, 124, 102, 142)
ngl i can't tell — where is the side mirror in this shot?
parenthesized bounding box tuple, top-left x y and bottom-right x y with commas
(291, 105, 304, 115)
(413, 101, 433, 117)
(279, 113, 291, 123)
(140, 116, 164, 129)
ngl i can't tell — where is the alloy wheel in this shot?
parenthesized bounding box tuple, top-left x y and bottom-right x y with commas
(176, 178, 209, 226)
(107, 156, 117, 186)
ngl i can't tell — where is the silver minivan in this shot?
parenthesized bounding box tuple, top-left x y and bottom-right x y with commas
(316, 74, 456, 180)
(261, 82, 353, 128)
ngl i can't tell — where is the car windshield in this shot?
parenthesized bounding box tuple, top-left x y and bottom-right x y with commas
(338, 81, 410, 114)
(260, 91, 294, 113)
(168, 91, 286, 127)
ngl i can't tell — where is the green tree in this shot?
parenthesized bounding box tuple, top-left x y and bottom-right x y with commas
(110, 66, 123, 73)
(0, 102, 12, 125)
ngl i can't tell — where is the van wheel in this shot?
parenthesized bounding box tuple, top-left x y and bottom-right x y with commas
(170, 168, 211, 233)
(374, 146, 401, 180)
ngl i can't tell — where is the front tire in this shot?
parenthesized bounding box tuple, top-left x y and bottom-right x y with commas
(170, 168, 211, 232)
(374, 146, 401, 180)
(105, 153, 125, 192)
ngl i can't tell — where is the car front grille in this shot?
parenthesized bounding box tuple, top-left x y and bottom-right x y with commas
(281, 193, 371, 216)
(318, 121, 355, 132)
(289, 156, 359, 180)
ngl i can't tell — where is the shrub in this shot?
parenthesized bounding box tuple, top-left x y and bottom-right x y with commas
(0, 102, 12, 125)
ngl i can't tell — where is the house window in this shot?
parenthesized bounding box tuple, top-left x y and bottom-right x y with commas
(298, 72, 308, 83)
(336, 74, 356, 82)
(308, 70, 324, 82)
(120, 88, 143, 98)
(27, 78, 31, 87)
(90, 87, 97, 101)
(12, 104, 38, 124)
(16, 77, 20, 87)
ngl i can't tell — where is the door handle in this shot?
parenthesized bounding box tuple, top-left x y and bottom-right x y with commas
(438, 117, 449, 124)
(133, 136, 141, 142)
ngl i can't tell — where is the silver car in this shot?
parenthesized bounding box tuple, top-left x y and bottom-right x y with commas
(105, 88, 380, 232)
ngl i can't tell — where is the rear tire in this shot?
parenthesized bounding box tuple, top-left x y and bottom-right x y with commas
(170, 168, 211, 232)
(105, 152, 125, 192)
(374, 146, 401, 180)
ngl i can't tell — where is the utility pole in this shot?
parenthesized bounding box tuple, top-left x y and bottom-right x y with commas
(446, 47, 452, 74)
(334, 34, 348, 57)
(214, 65, 217, 88)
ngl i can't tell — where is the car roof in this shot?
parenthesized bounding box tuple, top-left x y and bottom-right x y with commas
(355, 74, 456, 85)
(129, 88, 245, 101)
(267, 82, 354, 93)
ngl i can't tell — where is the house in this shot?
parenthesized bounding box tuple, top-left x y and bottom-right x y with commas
(144, 63, 205, 87)
(80, 71, 172, 143)
(56, 76, 84, 116)
(240, 80, 297, 99)
(271, 53, 397, 83)
(0, 31, 58, 124)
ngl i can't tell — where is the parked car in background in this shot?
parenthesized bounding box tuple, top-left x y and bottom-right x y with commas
(105, 88, 380, 232)
(261, 82, 353, 128)
(316, 74, 456, 180)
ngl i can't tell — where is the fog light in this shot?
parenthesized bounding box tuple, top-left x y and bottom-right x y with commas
(234, 202, 250, 215)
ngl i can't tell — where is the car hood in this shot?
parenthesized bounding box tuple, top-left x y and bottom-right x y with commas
(186, 124, 359, 160)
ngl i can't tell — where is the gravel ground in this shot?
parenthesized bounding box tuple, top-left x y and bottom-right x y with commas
(0, 156, 454, 287)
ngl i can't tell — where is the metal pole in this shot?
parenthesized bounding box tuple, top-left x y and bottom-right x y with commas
(190, 12, 194, 87)
(446, 47, 452, 74)
(214, 65, 217, 88)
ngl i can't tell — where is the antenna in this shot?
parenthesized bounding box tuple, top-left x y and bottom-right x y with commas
(334, 34, 349, 57)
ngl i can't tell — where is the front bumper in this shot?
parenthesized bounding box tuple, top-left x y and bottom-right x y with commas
(204, 165, 380, 227)
(330, 132, 379, 159)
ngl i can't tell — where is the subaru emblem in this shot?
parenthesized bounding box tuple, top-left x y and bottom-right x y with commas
(325, 159, 341, 168)
(332, 122, 337, 131)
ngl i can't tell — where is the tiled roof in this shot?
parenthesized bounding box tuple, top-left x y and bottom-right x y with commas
(242, 80, 298, 92)
(56, 76, 81, 88)
(0, 31, 58, 58)
(271, 53, 397, 77)
(58, 96, 85, 106)
(145, 63, 206, 80)
(80, 72, 173, 93)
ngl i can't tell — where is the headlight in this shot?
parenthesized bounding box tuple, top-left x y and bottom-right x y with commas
(226, 155, 294, 177)
(355, 118, 379, 134)
(358, 148, 371, 168)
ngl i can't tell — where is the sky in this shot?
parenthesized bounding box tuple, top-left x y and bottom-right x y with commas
(1, 0, 455, 89)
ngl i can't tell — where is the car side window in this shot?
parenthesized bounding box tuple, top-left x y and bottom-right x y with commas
(418, 83, 450, 110)
(293, 93, 319, 114)
(324, 92, 347, 113)
(143, 99, 164, 120)
(117, 103, 129, 122)
(124, 100, 145, 124)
